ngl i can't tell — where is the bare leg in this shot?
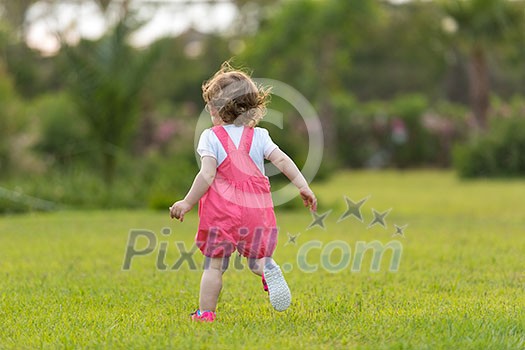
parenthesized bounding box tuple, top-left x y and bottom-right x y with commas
(199, 257, 229, 311)
(247, 257, 275, 276)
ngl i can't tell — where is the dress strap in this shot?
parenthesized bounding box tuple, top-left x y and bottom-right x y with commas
(212, 126, 236, 154)
(212, 125, 254, 154)
(238, 126, 254, 154)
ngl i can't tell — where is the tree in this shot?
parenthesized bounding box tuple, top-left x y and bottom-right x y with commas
(0, 0, 37, 38)
(241, 0, 381, 153)
(347, 1, 449, 101)
(64, 17, 160, 185)
(443, 0, 525, 130)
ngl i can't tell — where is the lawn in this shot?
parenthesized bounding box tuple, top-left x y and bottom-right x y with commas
(1, 170, 524, 349)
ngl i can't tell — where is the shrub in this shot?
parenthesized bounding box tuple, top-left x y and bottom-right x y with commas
(389, 94, 439, 167)
(145, 152, 198, 210)
(0, 148, 199, 213)
(32, 92, 90, 166)
(334, 93, 467, 168)
(454, 116, 525, 178)
(0, 69, 27, 177)
(0, 187, 56, 214)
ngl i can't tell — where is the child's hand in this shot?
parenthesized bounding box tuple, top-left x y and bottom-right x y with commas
(299, 186, 317, 212)
(169, 200, 192, 222)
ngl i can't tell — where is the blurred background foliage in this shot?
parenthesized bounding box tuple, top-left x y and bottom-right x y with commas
(1, 0, 525, 213)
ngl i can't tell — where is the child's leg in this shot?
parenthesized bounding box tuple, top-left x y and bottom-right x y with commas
(247, 257, 276, 276)
(199, 257, 229, 311)
(248, 256, 291, 311)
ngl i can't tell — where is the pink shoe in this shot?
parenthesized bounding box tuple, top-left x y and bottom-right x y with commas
(191, 309, 216, 322)
(262, 275, 269, 293)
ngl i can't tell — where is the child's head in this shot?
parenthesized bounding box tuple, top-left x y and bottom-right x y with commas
(202, 62, 270, 127)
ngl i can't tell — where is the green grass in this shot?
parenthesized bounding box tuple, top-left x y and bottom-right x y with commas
(1, 170, 524, 349)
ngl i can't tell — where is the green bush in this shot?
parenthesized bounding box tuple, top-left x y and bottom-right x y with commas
(0, 148, 199, 213)
(145, 152, 198, 210)
(389, 94, 439, 168)
(32, 92, 90, 166)
(334, 93, 464, 168)
(1, 167, 138, 211)
(454, 117, 525, 178)
(333, 93, 375, 167)
(0, 69, 27, 177)
(0, 187, 55, 214)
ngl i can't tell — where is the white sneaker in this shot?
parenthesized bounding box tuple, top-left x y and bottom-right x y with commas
(263, 263, 291, 312)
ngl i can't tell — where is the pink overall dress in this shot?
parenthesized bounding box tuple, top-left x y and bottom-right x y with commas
(196, 125, 278, 259)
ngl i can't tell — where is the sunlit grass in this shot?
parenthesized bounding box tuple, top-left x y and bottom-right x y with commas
(1, 170, 524, 349)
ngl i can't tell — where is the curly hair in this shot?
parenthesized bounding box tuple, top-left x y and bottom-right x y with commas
(202, 62, 271, 127)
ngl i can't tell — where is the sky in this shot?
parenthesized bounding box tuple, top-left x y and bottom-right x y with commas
(25, 0, 239, 55)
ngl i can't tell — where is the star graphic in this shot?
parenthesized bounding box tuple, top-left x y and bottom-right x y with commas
(307, 210, 332, 230)
(367, 208, 392, 229)
(285, 232, 301, 246)
(392, 224, 407, 238)
(338, 195, 370, 223)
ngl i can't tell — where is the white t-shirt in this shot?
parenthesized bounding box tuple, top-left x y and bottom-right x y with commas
(197, 125, 278, 175)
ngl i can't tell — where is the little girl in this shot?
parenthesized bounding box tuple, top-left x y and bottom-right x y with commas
(169, 63, 317, 322)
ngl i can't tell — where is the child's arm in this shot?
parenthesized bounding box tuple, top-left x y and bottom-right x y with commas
(267, 148, 317, 211)
(169, 156, 217, 222)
